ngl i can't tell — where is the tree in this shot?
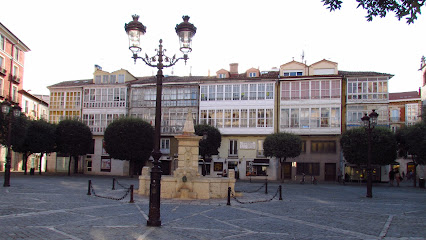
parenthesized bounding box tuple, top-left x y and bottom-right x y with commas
(55, 119, 93, 176)
(263, 132, 302, 182)
(9, 115, 31, 174)
(340, 127, 397, 166)
(396, 122, 426, 187)
(104, 117, 154, 176)
(194, 124, 222, 176)
(25, 119, 56, 175)
(322, 0, 425, 24)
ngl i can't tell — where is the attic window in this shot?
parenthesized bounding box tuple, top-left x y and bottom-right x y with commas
(218, 73, 226, 78)
(283, 71, 303, 77)
(249, 72, 257, 77)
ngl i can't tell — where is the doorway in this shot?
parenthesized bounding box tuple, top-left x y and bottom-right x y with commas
(324, 163, 336, 181)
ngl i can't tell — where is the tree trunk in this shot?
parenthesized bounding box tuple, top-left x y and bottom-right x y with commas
(74, 156, 78, 174)
(23, 153, 28, 175)
(39, 154, 44, 175)
(68, 155, 72, 176)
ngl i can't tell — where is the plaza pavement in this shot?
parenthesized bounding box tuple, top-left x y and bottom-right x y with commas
(0, 173, 425, 240)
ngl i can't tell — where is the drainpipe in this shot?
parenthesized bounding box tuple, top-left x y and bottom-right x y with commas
(8, 43, 15, 102)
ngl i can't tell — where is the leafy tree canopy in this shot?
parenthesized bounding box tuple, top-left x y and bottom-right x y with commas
(340, 127, 397, 165)
(25, 119, 56, 154)
(396, 122, 426, 165)
(263, 132, 302, 161)
(104, 118, 154, 162)
(55, 119, 93, 156)
(322, 0, 425, 24)
(194, 124, 222, 158)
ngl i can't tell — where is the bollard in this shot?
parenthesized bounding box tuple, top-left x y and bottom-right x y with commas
(87, 180, 91, 195)
(227, 187, 231, 206)
(129, 185, 134, 203)
(279, 185, 283, 200)
(265, 179, 268, 194)
(112, 178, 115, 190)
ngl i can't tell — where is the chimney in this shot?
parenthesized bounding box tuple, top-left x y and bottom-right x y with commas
(230, 63, 238, 75)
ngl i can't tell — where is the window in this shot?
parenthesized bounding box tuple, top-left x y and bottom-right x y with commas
(249, 84, 257, 100)
(24, 100, 29, 114)
(290, 108, 299, 128)
(258, 84, 265, 100)
(229, 140, 238, 156)
(216, 85, 223, 100)
(12, 86, 18, 102)
(118, 74, 125, 83)
(208, 85, 216, 101)
(249, 72, 256, 77)
(218, 73, 226, 78)
(13, 65, 18, 77)
(0, 56, 4, 69)
(200, 86, 207, 101)
(0, 35, 4, 51)
(283, 71, 303, 76)
(301, 82, 309, 99)
(233, 85, 240, 100)
(241, 84, 249, 100)
(311, 81, 320, 99)
(232, 109, 239, 127)
(280, 109, 290, 128)
(406, 104, 419, 123)
(225, 85, 232, 100)
(249, 109, 256, 127)
(257, 109, 265, 127)
(224, 109, 231, 128)
(311, 141, 336, 153)
(320, 108, 330, 127)
(281, 82, 290, 100)
(95, 75, 101, 84)
(291, 82, 300, 99)
(391, 109, 400, 122)
(296, 163, 320, 176)
(347, 77, 388, 101)
(110, 75, 116, 84)
(266, 83, 273, 99)
(161, 138, 170, 154)
(257, 139, 264, 157)
(14, 46, 19, 61)
(102, 75, 109, 84)
(240, 109, 248, 127)
(321, 81, 330, 98)
(300, 108, 309, 128)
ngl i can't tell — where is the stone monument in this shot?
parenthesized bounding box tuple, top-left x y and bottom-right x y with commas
(138, 110, 235, 199)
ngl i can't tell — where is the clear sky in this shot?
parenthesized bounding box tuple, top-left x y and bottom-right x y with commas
(1, 0, 425, 95)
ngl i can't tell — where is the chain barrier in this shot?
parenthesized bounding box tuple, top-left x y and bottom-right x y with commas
(239, 182, 266, 193)
(115, 179, 130, 189)
(90, 185, 131, 201)
(231, 185, 280, 204)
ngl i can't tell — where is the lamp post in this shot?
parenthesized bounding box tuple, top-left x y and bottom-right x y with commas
(125, 15, 196, 227)
(361, 109, 378, 198)
(2, 101, 21, 187)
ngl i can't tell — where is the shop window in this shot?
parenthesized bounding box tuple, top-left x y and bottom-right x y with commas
(296, 163, 320, 176)
(311, 141, 336, 153)
(87, 160, 92, 172)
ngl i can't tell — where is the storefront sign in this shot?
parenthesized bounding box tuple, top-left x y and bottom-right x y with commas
(240, 142, 256, 150)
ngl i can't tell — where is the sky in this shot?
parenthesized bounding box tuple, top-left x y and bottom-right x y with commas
(1, 0, 425, 95)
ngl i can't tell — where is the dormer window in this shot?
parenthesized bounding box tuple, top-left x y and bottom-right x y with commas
(218, 73, 226, 78)
(95, 75, 101, 84)
(118, 74, 125, 83)
(102, 75, 109, 84)
(249, 72, 257, 77)
(283, 71, 303, 77)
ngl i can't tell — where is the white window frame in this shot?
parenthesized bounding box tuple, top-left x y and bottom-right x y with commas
(160, 138, 170, 154)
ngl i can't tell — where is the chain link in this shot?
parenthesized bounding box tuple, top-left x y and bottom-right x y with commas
(239, 182, 266, 193)
(115, 179, 130, 189)
(231, 186, 280, 204)
(90, 185, 130, 201)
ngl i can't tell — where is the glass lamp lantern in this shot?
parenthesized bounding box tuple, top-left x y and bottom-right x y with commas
(369, 109, 378, 127)
(175, 16, 197, 54)
(1, 101, 11, 114)
(361, 113, 370, 128)
(124, 15, 147, 55)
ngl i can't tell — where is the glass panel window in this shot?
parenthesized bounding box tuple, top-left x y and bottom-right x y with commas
(224, 109, 232, 127)
(110, 75, 116, 84)
(311, 81, 320, 99)
(300, 108, 309, 128)
(258, 84, 265, 100)
(232, 109, 239, 127)
(311, 141, 336, 153)
(95, 75, 101, 84)
(225, 85, 232, 100)
(229, 140, 238, 156)
(103, 75, 109, 84)
(240, 109, 248, 127)
(321, 80, 330, 99)
(0, 35, 4, 51)
(311, 108, 320, 128)
(321, 108, 330, 127)
(216, 85, 224, 100)
(216, 109, 223, 128)
(208, 85, 216, 101)
(249, 84, 257, 100)
(281, 82, 290, 100)
(266, 83, 274, 99)
(118, 74, 125, 83)
(331, 107, 340, 127)
(257, 139, 264, 157)
(249, 109, 257, 127)
(301, 82, 309, 99)
(291, 82, 300, 99)
(331, 80, 340, 98)
(257, 109, 265, 127)
(200, 86, 207, 101)
(265, 109, 273, 127)
(241, 84, 249, 100)
(290, 108, 299, 128)
(280, 109, 290, 128)
(233, 85, 240, 100)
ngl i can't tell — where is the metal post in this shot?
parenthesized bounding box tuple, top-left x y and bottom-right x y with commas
(265, 179, 268, 194)
(87, 180, 91, 195)
(112, 178, 115, 190)
(147, 40, 164, 227)
(366, 126, 373, 198)
(279, 185, 283, 200)
(129, 185, 134, 203)
(227, 187, 231, 206)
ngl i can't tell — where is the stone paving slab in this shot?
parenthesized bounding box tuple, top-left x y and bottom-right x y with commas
(1, 174, 425, 240)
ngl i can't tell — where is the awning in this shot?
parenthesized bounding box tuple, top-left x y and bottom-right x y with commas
(252, 159, 269, 166)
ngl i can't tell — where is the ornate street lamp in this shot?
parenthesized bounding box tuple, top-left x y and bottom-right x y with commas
(2, 101, 21, 187)
(361, 109, 378, 198)
(125, 15, 196, 227)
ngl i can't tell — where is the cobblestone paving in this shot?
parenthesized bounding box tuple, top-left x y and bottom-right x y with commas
(1, 174, 425, 240)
